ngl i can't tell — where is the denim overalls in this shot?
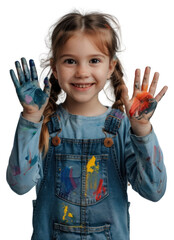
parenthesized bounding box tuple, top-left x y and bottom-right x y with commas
(31, 109, 132, 240)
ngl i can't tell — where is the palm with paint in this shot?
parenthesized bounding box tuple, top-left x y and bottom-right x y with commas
(121, 67, 168, 135)
(10, 58, 50, 121)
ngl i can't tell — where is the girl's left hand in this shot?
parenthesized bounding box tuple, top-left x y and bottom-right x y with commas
(121, 66, 168, 136)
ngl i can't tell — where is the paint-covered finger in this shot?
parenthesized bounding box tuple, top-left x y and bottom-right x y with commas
(29, 59, 38, 81)
(141, 66, 151, 91)
(10, 69, 20, 89)
(155, 86, 168, 102)
(133, 69, 141, 97)
(21, 57, 31, 82)
(149, 72, 159, 96)
(15, 61, 25, 84)
(43, 77, 51, 96)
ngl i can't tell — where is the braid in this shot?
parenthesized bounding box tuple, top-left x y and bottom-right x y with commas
(39, 74, 61, 156)
(111, 58, 125, 112)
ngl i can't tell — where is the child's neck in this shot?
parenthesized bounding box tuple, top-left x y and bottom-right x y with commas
(62, 99, 108, 117)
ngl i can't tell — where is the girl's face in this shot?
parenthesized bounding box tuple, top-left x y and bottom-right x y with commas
(53, 32, 116, 107)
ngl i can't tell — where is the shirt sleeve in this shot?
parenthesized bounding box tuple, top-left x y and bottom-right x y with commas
(6, 113, 43, 195)
(124, 118, 167, 202)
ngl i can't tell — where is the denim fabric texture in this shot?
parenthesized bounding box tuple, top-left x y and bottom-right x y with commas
(7, 105, 167, 240)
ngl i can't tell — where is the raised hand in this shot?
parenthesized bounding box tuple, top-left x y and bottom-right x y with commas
(10, 58, 50, 121)
(121, 67, 168, 135)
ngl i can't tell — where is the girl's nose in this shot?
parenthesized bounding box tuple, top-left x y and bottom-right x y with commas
(75, 64, 90, 78)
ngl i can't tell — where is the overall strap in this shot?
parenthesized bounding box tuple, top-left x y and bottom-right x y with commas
(47, 112, 61, 134)
(47, 108, 125, 135)
(104, 108, 125, 135)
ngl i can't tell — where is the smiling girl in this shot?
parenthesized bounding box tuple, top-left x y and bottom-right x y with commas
(7, 11, 167, 240)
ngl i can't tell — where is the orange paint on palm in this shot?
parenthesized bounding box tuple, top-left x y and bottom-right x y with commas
(129, 91, 154, 117)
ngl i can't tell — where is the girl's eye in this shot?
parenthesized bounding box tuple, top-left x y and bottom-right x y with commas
(90, 58, 100, 64)
(64, 59, 76, 64)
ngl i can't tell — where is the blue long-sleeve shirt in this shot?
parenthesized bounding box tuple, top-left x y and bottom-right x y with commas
(7, 105, 167, 201)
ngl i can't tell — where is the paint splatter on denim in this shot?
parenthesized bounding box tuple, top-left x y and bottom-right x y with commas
(7, 104, 167, 240)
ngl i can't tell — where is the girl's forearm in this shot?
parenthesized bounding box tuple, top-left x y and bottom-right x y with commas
(6, 113, 43, 194)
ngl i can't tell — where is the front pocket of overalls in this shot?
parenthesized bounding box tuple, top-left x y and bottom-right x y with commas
(55, 154, 109, 205)
(53, 223, 112, 240)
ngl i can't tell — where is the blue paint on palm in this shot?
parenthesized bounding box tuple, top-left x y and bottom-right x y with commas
(17, 82, 47, 109)
(34, 88, 47, 109)
(10, 58, 49, 110)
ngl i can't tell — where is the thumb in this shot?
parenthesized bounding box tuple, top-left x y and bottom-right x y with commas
(43, 77, 51, 97)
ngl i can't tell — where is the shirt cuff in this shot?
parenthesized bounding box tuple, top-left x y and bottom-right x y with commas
(18, 112, 44, 129)
(130, 127, 155, 144)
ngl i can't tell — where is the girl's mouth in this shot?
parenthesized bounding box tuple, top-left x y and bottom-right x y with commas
(71, 83, 95, 89)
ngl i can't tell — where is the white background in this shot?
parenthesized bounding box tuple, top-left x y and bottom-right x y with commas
(0, 0, 173, 239)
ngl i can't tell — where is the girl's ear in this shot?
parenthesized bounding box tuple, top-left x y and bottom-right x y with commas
(50, 58, 58, 79)
(107, 60, 117, 79)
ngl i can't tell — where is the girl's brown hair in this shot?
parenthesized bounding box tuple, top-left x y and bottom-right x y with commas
(39, 11, 125, 156)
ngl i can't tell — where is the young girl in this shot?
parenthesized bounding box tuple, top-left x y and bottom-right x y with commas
(7, 11, 167, 240)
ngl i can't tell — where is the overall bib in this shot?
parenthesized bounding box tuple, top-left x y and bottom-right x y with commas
(31, 109, 130, 240)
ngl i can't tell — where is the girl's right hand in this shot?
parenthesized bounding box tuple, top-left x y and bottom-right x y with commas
(10, 58, 51, 122)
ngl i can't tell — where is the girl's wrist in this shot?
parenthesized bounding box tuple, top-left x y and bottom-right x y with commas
(22, 111, 43, 123)
(130, 121, 152, 136)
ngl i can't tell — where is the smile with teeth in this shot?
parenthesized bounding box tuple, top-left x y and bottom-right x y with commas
(72, 83, 94, 88)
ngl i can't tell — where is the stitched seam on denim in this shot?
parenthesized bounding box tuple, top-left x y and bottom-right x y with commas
(54, 223, 111, 233)
(47, 113, 61, 134)
(104, 107, 124, 135)
(37, 143, 53, 195)
(55, 154, 108, 160)
(104, 228, 112, 240)
(53, 138, 107, 144)
(111, 145, 128, 199)
(104, 115, 121, 135)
